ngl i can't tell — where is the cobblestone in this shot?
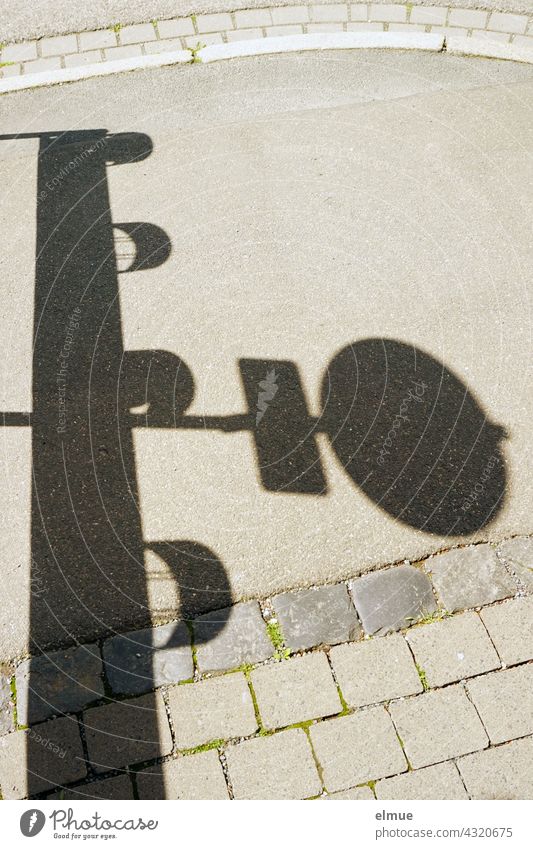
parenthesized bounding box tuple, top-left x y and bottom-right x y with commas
(376, 761, 468, 799)
(457, 736, 533, 800)
(310, 707, 406, 792)
(193, 602, 272, 673)
(271, 584, 360, 651)
(389, 685, 488, 769)
(84, 692, 172, 773)
(0, 717, 86, 798)
(427, 545, 516, 612)
(167, 672, 257, 748)
(480, 597, 533, 666)
(349, 566, 436, 635)
(137, 750, 229, 799)
(15, 644, 104, 724)
(251, 653, 341, 729)
(226, 728, 321, 799)
(330, 633, 422, 707)
(103, 622, 193, 695)
(406, 611, 500, 687)
(466, 665, 533, 745)
(497, 537, 533, 592)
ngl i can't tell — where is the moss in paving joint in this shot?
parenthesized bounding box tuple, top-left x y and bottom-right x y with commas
(407, 608, 452, 628)
(178, 738, 224, 756)
(243, 667, 265, 734)
(0, 61, 14, 68)
(111, 23, 122, 34)
(9, 675, 18, 727)
(189, 42, 205, 63)
(303, 725, 326, 792)
(265, 618, 291, 661)
(415, 663, 429, 692)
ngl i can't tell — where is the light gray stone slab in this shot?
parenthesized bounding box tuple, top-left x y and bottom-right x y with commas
(480, 597, 533, 666)
(225, 728, 321, 799)
(457, 736, 533, 800)
(0, 717, 86, 798)
(426, 545, 516, 612)
(0, 670, 14, 735)
(349, 566, 436, 635)
(250, 652, 341, 729)
(376, 761, 468, 799)
(406, 611, 500, 687)
(167, 672, 257, 748)
(330, 633, 422, 707)
(16, 644, 104, 724)
(389, 685, 488, 769)
(466, 665, 533, 745)
(272, 584, 361, 651)
(84, 692, 172, 773)
(497, 537, 533, 592)
(194, 602, 272, 673)
(137, 750, 229, 799)
(103, 622, 193, 695)
(310, 706, 407, 792)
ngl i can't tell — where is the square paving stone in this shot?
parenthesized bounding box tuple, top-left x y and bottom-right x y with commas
(0, 717, 86, 798)
(323, 786, 374, 799)
(330, 633, 422, 707)
(250, 653, 341, 729)
(0, 669, 14, 735)
(193, 602, 273, 673)
(48, 774, 134, 799)
(457, 737, 533, 799)
(84, 692, 172, 773)
(225, 728, 321, 799)
(16, 644, 104, 724)
(376, 762, 468, 799)
(137, 750, 229, 799)
(349, 566, 436, 635)
(271, 584, 361, 651)
(466, 665, 533, 745)
(406, 611, 500, 687)
(309, 706, 407, 792)
(497, 537, 533, 592)
(480, 597, 533, 666)
(388, 685, 488, 769)
(167, 672, 257, 748)
(426, 545, 516, 612)
(103, 622, 193, 695)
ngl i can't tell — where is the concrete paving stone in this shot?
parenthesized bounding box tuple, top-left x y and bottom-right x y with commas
(271, 5, 309, 24)
(389, 685, 488, 769)
(167, 672, 257, 748)
(489, 13, 528, 34)
(235, 9, 272, 28)
(497, 537, 533, 592)
(310, 4, 348, 22)
(0, 670, 14, 735)
(39, 34, 78, 56)
(323, 785, 374, 799)
(79, 30, 117, 50)
(16, 644, 104, 725)
(84, 692, 172, 773)
(427, 545, 516, 612)
(265, 25, 304, 36)
(349, 566, 436, 636)
(104, 45, 143, 60)
(193, 602, 272, 673)
(350, 4, 369, 22)
(64, 50, 103, 67)
(388, 23, 426, 32)
(466, 665, 533, 745)
(480, 597, 533, 666)
(457, 736, 533, 800)
(250, 653, 341, 729)
(145, 38, 184, 54)
(376, 762, 468, 799)
(1, 41, 38, 61)
(406, 611, 500, 687)
(307, 23, 345, 32)
(369, 3, 407, 22)
(157, 18, 195, 38)
(471, 30, 511, 43)
(0, 717, 86, 798)
(272, 583, 361, 651)
(0, 62, 21, 76)
(310, 707, 407, 792)
(49, 774, 133, 799)
(103, 622, 193, 695)
(226, 29, 264, 42)
(347, 21, 384, 31)
(184, 33, 223, 47)
(196, 13, 233, 33)
(225, 728, 321, 800)
(23, 57, 61, 72)
(410, 6, 448, 25)
(119, 23, 157, 44)
(449, 9, 488, 29)
(137, 749, 229, 799)
(330, 633, 422, 707)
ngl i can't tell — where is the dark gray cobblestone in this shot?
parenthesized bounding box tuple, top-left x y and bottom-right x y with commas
(193, 601, 273, 673)
(349, 565, 436, 635)
(272, 584, 361, 650)
(103, 622, 193, 695)
(426, 544, 517, 611)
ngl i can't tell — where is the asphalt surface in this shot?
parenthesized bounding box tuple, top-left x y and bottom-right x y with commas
(1, 49, 532, 657)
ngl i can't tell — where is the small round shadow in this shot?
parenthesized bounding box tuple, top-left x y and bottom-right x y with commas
(321, 338, 507, 536)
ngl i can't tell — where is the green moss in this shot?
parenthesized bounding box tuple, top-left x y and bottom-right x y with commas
(189, 42, 205, 64)
(179, 738, 224, 756)
(111, 23, 122, 34)
(407, 608, 451, 628)
(0, 61, 14, 68)
(415, 663, 429, 692)
(266, 619, 291, 661)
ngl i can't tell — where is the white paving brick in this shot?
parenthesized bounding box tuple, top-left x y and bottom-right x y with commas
(448, 9, 488, 29)
(40, 34, 78, 56)
(64, 50, 103, 67)
(104, 45, 143, 61)
(196, 13, 233, 33)
(370, 4, 407, 23)
(311, 4, 349, 23)
(410, 6, 448, 26)
(226, 29, 264, 42)
(157, 18, 195, 38)
(119, 23, 157, 44)
(2, 41, 38, 62)
(235, 10, 272, 28)
(488, 13, 528, 35)
(271, 5, 309, 24)
(350, 5, 369, 22)
(23, 57, 62, 73)
(79, 30, 117, 50)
